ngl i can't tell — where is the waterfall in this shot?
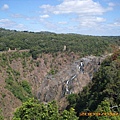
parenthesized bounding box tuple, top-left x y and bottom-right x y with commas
(65, 74, 77, 94)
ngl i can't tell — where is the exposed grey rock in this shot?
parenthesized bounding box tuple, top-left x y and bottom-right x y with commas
(37, 55, 108, 107)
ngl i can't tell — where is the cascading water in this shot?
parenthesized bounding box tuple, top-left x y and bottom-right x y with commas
(65, 74, 77, 94)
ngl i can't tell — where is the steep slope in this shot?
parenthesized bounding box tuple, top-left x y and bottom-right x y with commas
(0, 51, 80, 119)
(37, 55, 108, 110)
(0, 50, 115, 119)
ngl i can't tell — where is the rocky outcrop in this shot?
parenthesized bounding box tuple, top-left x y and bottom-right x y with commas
(37, 55, 107, 109)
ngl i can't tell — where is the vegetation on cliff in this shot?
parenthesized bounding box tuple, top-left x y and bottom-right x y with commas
(0, 52, 32, 102)
(67, 50, 120, 120)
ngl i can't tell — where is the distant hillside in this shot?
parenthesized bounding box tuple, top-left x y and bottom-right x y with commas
(0, 28, 120, 59)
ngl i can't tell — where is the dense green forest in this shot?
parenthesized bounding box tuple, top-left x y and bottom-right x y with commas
(0, 28, 120, 59)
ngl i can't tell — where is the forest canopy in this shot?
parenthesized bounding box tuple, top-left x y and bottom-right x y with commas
(0, 28, 120, 59)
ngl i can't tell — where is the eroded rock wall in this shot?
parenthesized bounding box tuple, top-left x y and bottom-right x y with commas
(37, 55, 106, 109)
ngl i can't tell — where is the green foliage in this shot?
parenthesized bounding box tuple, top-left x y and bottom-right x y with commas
(48, 68, 58, 75)
(5, 80, 32, 102)
(87, 100, 120, 120)
(60, 108, 79, 120)
(0, 51, 30, 68)
(21, 80, 32, 95)
(1, 93, 6, 98)
(13, 98, 78, 120)
(47, 101, 59, 120)
(0, 50, 33, 102)
(0, 109, 4, 120)
(35, 61, 40, 67)
(13, 99, 59, 120)
(67, 94, 79, 108)
(0, 28, 120, 59)
(6, 80, 28, 102)
(5, 76, 14, 85)
(0, 53, 8, 67)
(30, 47, 40, 59)
(22, 59, 27, 68)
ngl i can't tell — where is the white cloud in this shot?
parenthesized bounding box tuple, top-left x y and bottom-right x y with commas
(107, 19, 120, 28)
(0, 19, 15, 26)
(40, 14, 49, 19)
(58, 21, 67, 24)
(76, 16, 106, 27)
(113, 22, 120, 26)
(1, 4, 9, 10)
(42, 21, 58, 30)
(39, 0, 115, 35)
(11, 14, 25, 18)
(109, 22, 120, 27)
(15, 24, 27, 30)
(11, 14, 36, 21)
(0, 18, 27, 31)
(40, 0, 112, 15)
(108, 2, 115, 7)
(39, 0, 113, 33)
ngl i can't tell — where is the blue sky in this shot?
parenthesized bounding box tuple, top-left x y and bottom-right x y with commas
(0, 0, 120, 36)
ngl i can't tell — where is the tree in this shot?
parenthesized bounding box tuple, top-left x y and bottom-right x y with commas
(60, 108, 79, 120)
(87, 99, 120, 120)
(13, 98, 78, 120)
(13, 98, 59, 120)
(0, 109, 4, 120)
(67, 94, 79, 108)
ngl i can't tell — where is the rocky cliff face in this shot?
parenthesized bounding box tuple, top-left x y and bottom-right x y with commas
(0, 52, 80, 119)
(0, 51, 108, 119)
(37, 55, 106, 109)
